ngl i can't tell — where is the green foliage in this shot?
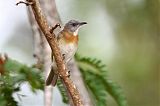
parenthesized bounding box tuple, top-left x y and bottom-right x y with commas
(57, 79, 69, 103)
(75, 54, 127, 106)
(0, 56, 127, 106)
(0, 58, 44, 106)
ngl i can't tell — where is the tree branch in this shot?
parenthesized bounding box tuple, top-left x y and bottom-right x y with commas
(22, 0, 83, 105)
(68, 59, 93, 106)
(27, 0, 92, 105)
(27, 0, 62, 105)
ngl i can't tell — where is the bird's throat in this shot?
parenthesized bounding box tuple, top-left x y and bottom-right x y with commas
(61, 30, 78, 45)
(73, 29, 79, 36)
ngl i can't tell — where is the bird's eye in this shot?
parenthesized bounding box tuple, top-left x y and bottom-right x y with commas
(72, 23, 77, 26)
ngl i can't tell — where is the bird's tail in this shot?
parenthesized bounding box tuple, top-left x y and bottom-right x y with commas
(46, 67, 58, 86)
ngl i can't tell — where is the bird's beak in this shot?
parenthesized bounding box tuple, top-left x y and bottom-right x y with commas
(79, 22, 87, 26)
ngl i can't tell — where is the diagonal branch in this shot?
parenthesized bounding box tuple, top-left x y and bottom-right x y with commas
(24, 0, 83, 105)
(27, 0, 62, 105)
(27, 0, 92, 105)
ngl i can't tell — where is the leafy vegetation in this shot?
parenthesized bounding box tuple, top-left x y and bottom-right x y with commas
(75, 54, 127, 106)
(0, 57, 44, 106)
(0, 55, 127, 106)
(57, 79, 69, 103)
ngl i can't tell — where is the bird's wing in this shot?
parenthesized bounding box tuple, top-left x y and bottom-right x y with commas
(46, 66, 58, 86)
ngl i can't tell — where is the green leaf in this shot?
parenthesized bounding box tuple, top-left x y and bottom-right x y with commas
(57, 79, 69, 104)
(0, 96, 7, 106)
(80, 68, 108, 106)
(104, 79, 127, 106)
(4, 59, 44, 90)
(75, 54, 127, 106)
(0, 58, 44, 105)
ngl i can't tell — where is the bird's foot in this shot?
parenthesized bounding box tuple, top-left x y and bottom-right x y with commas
(62, 54, 65, 60)
(66, 70, 70, 77)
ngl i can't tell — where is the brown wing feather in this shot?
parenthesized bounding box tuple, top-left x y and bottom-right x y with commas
(46, 66, 58, 86)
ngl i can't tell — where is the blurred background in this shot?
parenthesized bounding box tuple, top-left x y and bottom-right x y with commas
(0, 0, 159, 106)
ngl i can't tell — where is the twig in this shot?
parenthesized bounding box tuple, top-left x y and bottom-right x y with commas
(16, 1, 33, 6)
(50, 23, 61, 33)
(17, 0, 83, 105)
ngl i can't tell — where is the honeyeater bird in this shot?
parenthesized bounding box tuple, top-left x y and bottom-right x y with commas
(46, 20, 87, 86)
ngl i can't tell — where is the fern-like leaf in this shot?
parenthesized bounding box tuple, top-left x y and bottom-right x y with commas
(0, 58, 44, 106)
(75, 54, 127, 106)
(57, 79, 69, 104)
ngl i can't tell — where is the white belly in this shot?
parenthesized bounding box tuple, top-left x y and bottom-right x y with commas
(59, 43, 77, 63)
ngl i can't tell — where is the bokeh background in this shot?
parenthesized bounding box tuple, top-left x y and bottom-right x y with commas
(0, 0, 159, 106)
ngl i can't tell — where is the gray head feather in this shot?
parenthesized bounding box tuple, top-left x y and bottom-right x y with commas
(64, 20, 87, 33)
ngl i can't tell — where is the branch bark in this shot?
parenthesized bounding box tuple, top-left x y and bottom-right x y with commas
(27, 0, 61, 105)
(26, 0, 83, 105)
(26, 0, 92, 105)
(68, 59, 93, 106)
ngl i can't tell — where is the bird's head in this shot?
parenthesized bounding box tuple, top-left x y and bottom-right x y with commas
(64, 20, 87, 36)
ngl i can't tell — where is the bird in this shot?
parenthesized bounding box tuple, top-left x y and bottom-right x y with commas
(46, 20, 87, 86)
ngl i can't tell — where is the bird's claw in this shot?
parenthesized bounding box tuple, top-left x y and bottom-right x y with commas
(66, 71, 70, 77)
(62, 54, 65, 60)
